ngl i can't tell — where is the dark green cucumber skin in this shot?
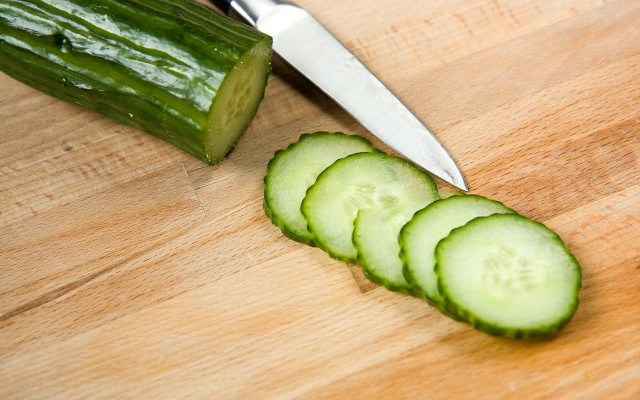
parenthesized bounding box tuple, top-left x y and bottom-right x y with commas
(263, 198, 316, 246)
(0, 0, 272, 164)
(400, 264, 465, 321)
(434, 214, 582, 339)
(358, 262, 423, 298)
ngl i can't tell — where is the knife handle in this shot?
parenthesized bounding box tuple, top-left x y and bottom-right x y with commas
(209, 0, 281, 26)
(209, 0, 232, 14)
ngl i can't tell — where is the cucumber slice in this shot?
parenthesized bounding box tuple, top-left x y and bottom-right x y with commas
(264, 132, 377, 244)
(435, 214, 581, 338)
(400, 195, 515, 307)
(302, 152, 438, 263)
(354, 203, 438, 293)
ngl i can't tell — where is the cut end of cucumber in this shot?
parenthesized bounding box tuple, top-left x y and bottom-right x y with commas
(206, 40, 272, 164)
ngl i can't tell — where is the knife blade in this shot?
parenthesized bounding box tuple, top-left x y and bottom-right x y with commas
(211, 0, 467, 190)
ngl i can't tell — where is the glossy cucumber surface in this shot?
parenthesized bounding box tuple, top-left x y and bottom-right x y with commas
(0, 0, 272, 163)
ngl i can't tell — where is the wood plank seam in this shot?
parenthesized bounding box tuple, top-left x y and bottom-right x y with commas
(181, 161, 207, 217)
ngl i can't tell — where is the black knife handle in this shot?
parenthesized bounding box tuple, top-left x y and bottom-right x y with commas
(209, 0, 232, 14)
(209, 0, 283, 25)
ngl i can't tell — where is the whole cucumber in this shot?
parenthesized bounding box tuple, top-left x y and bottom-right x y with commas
(0, 0, 272, 164)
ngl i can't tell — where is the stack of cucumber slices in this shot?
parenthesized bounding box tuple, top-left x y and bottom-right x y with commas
(264, 132, 581, 339)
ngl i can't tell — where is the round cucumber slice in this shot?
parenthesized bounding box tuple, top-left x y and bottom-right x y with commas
(435, 214, 582, 338)
(302, 152, 438, 263)
(354, 202, 438, 293)
(400, 195, 515, 307)
(264, 132, 377, 244)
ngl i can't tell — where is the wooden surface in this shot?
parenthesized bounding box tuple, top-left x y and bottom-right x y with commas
(1, 0, 639, 398)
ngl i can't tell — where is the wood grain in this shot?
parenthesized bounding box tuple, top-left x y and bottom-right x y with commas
(1, 0, 639, 398)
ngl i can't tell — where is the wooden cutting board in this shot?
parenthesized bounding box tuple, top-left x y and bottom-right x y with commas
(1, 0, 639, 398)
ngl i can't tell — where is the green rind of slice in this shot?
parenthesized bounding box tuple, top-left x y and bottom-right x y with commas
(263, 198, 313, 245)
(400, 195, 515, 311)
(435, 214, 582, 339)
(264, 132, 378, 245)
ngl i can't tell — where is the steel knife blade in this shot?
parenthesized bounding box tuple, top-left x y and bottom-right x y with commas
(211, 0, 467, 190)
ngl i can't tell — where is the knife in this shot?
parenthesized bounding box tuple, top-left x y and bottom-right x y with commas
(210, 0, 468, 190)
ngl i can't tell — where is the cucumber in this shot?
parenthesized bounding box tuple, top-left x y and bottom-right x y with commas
(435, 214, 581, 338)
(438, 187, 465, 199)
(264, 132, 378, 244)
(400, 195, 515, 307)
(302, 152, 438, 263)
(354, 203, 439, 293)
(0, 0, 272, 164)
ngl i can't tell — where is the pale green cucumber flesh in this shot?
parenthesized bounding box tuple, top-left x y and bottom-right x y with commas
(400, 195, 515, 307)
(264, 132, 377, 244)
(206, 42, 273, 163)
(302, 152, 438, 263)
(438, 187, 466, 199)
(354, 197, 438, 293)
(435, 214, 581, 338)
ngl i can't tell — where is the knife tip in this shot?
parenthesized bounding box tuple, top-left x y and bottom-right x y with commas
(450, 179, 468, 192)
(413, 160, 468, 192)
(456, 177, 469, 192)
(439, 169, 468, 192)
